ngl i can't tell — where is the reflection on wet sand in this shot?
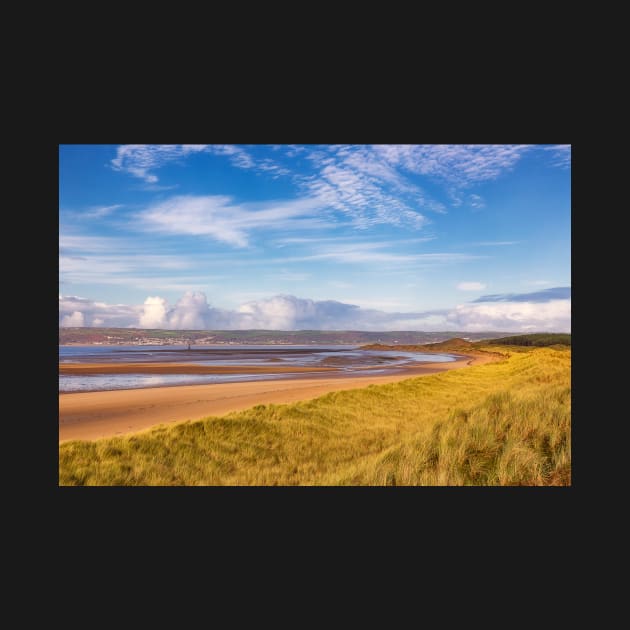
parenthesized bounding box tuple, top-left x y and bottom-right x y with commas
(59, 345, 457, 393)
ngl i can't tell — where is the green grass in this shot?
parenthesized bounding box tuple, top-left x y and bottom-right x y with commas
(59, 346, 571, 486)
(483, 333, 571, 347)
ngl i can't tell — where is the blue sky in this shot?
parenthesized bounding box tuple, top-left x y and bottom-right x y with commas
(59, 144, 571, 331)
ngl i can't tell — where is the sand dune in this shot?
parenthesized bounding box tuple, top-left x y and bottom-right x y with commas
(59, 353, 495, 443)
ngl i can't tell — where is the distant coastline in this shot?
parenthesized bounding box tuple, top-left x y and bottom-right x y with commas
(59, 327, 508, 347)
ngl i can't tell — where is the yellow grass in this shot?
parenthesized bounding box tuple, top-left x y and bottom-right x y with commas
(59, 346, 570, 486)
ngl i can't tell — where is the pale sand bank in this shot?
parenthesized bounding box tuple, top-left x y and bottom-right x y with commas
(59, 353, 496, 443)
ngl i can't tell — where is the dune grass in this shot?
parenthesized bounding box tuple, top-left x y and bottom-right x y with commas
(484, 333, 571, 347)
(59, 346, 570, 486)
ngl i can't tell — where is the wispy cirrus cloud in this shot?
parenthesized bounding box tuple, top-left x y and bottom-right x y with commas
(293, 145, 445, 229)
(113, 144, 562, 237)
(271, 144, 535, 227)
(59, 231, 223, 292)
(457, 282, 486, 291)
(59, 204, 124, 222)
(111, 144, 210, 183)
(372, 144, 533, 187)
(108, 144, 567, 271)
(83, 204, 123, 219)
(59, 233, 136, 253)
(468, 194, 485, 209)
(133, 194, 328, 247)
(472, 286, 570, 303)
(471, 240, 520, 246)
(543, 144, 571, 169)
(277, 241, 485, 267)
(112, 144, 291, 184)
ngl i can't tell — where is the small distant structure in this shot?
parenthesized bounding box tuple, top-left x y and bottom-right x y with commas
(187, 339, 192, 350)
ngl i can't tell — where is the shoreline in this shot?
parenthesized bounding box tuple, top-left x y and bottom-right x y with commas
(59, 342, 358, 347)
(59, 352, 497, 443)
(59, 362, 340, 375)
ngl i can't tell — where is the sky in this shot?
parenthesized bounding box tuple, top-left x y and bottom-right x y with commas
(59, 144, 571, 332)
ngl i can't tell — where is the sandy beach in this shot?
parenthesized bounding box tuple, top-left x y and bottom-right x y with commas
(59, 353, 495, 442)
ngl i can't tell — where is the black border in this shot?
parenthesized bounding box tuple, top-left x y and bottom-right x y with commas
(47, 94, 577, 551)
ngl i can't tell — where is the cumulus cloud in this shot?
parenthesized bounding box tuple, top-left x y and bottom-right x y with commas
(167, 292, 212, 329)
(139, 296, 168, 328)
(447, 299, 571, 332)
(457, 282, 486, 291)
(59, 295, 140, 328)
(61, 311, 84, 327)
(237, 295, 362, 330)
(59, 289, 571, 333)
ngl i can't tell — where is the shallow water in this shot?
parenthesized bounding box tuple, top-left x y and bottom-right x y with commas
(59, 344, 457, 392)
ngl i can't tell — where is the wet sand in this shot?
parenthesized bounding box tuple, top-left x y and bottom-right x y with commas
(59, 353, 496, 443)
(59, 362, 337, 375)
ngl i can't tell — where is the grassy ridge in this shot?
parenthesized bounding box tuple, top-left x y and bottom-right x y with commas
(484, 333, 571, 347)
(59, 346, 570, 486)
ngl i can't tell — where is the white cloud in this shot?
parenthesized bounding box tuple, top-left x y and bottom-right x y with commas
(60, 290, 570, 333)
(167, 292, 212, 330)
(207, 144, 255, 169)
(139, 296, 168, 328)
(472, 241, 519, 247)
(59, 232, 225, 291)
(372, 144, 533, 187)
(59, 234, 132, 253)
(59, 252, 192, 290)
(447, 299, 570, 332)
(237, 295, 315, 329)
(457, 282, 486, 291)
(111, 144, 209, 183)
(108, 145, 549, 239)
(298, 149, 438, 229)
(468, 194, 485, 209)
(282, 243, 484, 267)
(59, 295, 140, 328)
(543, 144, 571, 169)
(61, 311, 84, 327)
(109, 145, 562, 238)
(134, 194, 326, 247)
(111, 144, 293, 185)
(70, 204, 123, 220)
(286, 144, 548, 229)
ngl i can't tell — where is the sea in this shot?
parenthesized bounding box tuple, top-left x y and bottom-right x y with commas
(59, 344, 457, 393)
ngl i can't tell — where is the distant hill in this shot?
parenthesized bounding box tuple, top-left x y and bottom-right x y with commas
(484, 333, 571, 347)
(423, 338, 475, 351)
(362, 338, 476, 352)
(59, 327, 508, 346)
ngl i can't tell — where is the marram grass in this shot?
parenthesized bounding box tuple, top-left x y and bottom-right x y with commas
(59, 346, 570, 486)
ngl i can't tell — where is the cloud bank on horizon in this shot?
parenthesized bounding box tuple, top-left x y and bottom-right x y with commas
(60, 144, 571, 333)
(59, 288, 571, 333)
